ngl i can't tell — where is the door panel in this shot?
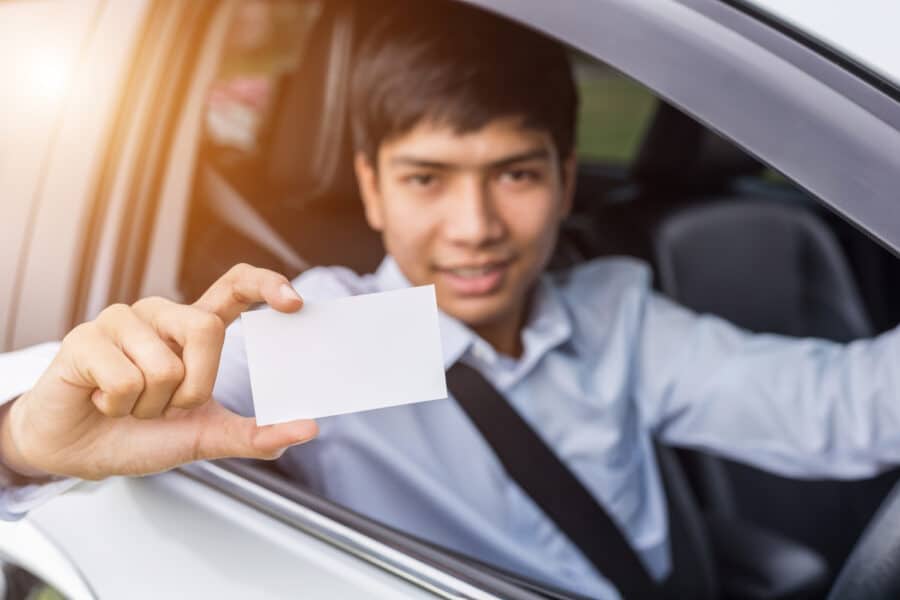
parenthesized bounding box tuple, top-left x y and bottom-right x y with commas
(24, 474, 439, 599)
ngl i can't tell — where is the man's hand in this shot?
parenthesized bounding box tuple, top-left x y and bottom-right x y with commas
(0, 264, 317, 481)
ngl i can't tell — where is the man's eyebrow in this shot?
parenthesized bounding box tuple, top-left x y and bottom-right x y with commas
(389, 148, 551, 170)
(389, 156, 453, 169)
(488, 148, 551, 169)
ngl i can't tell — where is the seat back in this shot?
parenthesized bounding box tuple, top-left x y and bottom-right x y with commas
(655, 443, 719, 599)
(828, 479, 900, 600)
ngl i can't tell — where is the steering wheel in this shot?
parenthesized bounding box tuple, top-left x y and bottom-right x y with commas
(828, 479, 900, 599)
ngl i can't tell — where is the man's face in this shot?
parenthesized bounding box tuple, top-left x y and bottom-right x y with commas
(355, 117, 575, 341)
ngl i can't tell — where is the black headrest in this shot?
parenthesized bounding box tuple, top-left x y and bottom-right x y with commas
(654, 199, 873, 341)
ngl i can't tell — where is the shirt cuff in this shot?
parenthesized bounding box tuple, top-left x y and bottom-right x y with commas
(0, 477, 80, 521)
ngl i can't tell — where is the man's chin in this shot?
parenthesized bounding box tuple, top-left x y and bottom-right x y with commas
(438, 293, 516, 329)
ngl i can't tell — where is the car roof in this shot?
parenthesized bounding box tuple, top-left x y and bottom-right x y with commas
(741, 0, 900, 89)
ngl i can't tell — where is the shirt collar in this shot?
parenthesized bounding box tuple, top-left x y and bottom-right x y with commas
(373, 256, 573, 374)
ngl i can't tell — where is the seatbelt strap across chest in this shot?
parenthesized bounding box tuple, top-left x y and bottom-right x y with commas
(446, 361, 663, 599)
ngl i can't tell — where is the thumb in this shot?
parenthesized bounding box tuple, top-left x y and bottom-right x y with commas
(196, 411, 319, 461)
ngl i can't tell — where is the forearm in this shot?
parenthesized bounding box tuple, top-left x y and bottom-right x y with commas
(0, 395, 50, 484)
(642, 294, 900, 479)
(0, 341, 61, 481)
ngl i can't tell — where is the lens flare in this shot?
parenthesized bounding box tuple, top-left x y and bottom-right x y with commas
(26, 49, 71, 100)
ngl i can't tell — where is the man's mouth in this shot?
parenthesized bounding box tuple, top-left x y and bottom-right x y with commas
(435, 259, 512, 296)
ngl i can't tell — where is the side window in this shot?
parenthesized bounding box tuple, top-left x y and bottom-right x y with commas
(573, 53, 656, 165)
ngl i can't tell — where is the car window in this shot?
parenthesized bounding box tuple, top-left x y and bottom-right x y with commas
(573, 53, 655, 165)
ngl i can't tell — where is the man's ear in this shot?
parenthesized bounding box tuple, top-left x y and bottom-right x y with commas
(354, 152, 385, 231)
(559, 151, 577, 219)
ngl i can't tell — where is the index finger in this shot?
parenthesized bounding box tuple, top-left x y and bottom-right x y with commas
(193, 263, 303, 325)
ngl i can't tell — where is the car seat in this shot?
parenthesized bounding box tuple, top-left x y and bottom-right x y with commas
(653, 197, 895, 579)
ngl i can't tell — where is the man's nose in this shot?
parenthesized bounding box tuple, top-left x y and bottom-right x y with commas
(443, 177, 505, 246)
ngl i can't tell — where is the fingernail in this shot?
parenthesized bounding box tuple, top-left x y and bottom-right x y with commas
(280, 283, 301, 302)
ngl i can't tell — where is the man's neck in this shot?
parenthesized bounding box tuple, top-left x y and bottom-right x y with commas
(471, 291, 534, 359)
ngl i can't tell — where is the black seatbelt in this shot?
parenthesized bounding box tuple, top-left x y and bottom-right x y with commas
(446, 361, 663, 599)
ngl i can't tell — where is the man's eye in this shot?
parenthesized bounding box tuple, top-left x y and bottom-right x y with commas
(404, 174, 437, 187)
(500, 168, 540, 183)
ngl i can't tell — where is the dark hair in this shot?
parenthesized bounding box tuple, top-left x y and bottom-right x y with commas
(350, 1, 578, 164)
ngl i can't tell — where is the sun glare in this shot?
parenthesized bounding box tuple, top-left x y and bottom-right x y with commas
(27, 49, 71, 100)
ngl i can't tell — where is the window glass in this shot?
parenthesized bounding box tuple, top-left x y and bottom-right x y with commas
(573, 54, 656, 164)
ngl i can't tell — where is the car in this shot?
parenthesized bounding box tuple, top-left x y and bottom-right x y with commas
(2, 0, 900, 598)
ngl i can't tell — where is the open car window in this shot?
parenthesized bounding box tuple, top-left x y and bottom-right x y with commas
(174, 0, 900, 597)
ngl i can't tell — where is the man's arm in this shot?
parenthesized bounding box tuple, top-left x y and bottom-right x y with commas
(637, 291, 900, 479)
(0, 343, 62, 486)
(0, 264, 318, 519)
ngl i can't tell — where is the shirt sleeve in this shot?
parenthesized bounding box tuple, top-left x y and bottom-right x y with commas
(0, 341, 81, 521)
(636, 289, 900, 480)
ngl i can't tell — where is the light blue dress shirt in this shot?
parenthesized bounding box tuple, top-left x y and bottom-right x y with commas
(211, 256, 900, 600)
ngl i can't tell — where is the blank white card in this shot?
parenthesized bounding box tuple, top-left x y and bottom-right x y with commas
(241, 285, 448, 424)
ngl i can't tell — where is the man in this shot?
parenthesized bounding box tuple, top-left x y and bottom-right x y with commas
(2, 3, 900, 599)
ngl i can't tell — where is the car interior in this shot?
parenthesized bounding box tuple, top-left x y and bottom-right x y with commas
(176, 0, 900, 597)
